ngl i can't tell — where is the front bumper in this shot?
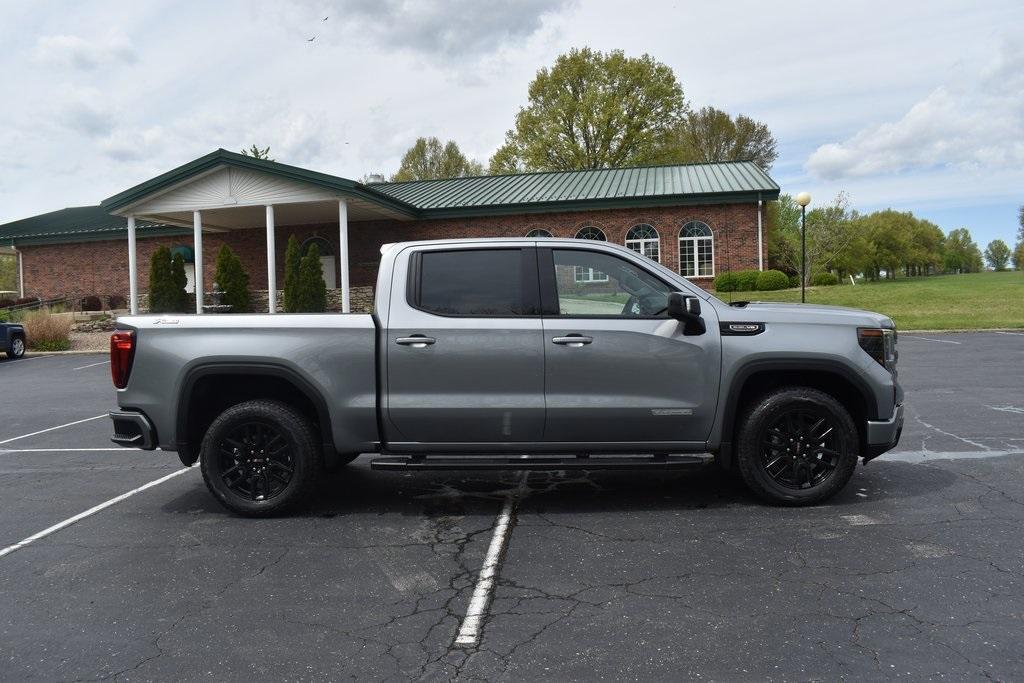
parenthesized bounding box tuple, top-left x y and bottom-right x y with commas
(109, 410, 157, 450)
(863, 402, 904, 461)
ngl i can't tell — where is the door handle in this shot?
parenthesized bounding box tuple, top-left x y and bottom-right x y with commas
(396, 335, 436, 348)
(552, 335, 593, 347)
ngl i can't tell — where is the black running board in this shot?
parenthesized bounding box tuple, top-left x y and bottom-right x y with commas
(370, 454, 712, 471)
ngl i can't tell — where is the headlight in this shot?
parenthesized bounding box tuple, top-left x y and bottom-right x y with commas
(858, 328, 897, 369)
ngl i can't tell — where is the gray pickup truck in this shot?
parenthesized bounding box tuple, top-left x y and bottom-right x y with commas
(109, 238, 903, 515)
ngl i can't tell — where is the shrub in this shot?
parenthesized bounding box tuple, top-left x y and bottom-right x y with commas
(811, 272, 839, 286)
(736, 270, 760, 291)
(21, 310, 72, 351)
(283, 235, 302, 312)
(292, 243, 328, 313)
(214, 244, 251, 312)
(788, 275, 800, 288)
(0, 309, 9, 323)
(756, 269, 790, 291)
(148, 246, 189, 313)
(714, 272, 738, 292)
(81, 295, 103, 311)
(108, 294, 127, 310)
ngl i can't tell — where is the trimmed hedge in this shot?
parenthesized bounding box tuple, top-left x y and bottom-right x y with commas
(736, 270, 760, 291)
(714, 269, 762, 292)
(81, 295, 102, 311)
(811, 272, 839, 286)
(713, 272, 738, 292)
(755, 269, 790, 291)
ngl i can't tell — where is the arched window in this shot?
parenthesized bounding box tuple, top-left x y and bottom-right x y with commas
(300, 236, 337, 289)
(573, 226, 608, 282)
(526, 228, 553, 238)
(625, 224, 660, 262)
(574, 226, 606, 241)
(678, 221, 714, 278)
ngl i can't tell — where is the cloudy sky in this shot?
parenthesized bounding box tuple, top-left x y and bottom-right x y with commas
(1, 0, 1021, 247)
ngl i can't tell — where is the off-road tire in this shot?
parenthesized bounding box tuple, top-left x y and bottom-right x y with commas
(200, 399, 322, 517)
(736, 387, 859, 506)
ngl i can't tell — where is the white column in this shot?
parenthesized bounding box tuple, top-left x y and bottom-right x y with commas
(756, 198, 764, 271)
(127, 215, 139, 314)
(338, 199, 350, 313)
(193, 210, 204, 315)
(266, 205, 277, 313)
(16, 248, 24, 299)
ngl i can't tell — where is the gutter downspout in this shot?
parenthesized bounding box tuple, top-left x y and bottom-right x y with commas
(757, 194, 764, 271)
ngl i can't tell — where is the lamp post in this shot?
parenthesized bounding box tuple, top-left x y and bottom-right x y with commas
(795, 192, 811, 303)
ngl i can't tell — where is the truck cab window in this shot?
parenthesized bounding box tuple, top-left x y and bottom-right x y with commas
(551, 249, 672, 317)
(415, 249, 536, 316)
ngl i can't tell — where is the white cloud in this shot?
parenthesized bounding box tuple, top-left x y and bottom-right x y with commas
(55, 87, 115, 137)
(806, 39, 1024, 180)
(33, 31, 137, 70)
(296, 0, 574, 60)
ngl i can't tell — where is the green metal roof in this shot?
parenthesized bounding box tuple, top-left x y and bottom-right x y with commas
(369, 160, 779, 217)
(2, 154, 778, 246)
(0, 206, 189, 247)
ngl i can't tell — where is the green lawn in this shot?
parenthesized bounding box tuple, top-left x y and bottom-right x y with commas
(718, 271, 1024, 330)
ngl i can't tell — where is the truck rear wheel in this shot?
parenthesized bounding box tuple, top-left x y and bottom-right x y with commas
(736, 387, 858, 505)
(200, 400, 322, 516)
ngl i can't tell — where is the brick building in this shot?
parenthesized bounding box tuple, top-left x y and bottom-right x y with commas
(0, 149, 779, 312)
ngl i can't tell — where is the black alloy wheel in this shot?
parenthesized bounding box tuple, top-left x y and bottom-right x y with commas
(217, 421, 295, 502)
(200, 400, 322, 516)
(759, 409, 842, 490)
(735, 386, 859, 505)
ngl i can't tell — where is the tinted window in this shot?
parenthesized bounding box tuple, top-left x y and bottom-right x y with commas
(552, 249, 672, 317)
(417, 249, 529, 316)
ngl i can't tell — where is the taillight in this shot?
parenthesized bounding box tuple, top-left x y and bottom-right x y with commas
(110, 330, 136, 389)
(858, 327, 896, 369)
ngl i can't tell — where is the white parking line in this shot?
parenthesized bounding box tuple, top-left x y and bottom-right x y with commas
(0, 414, 106, 446)
(995, 331, 1024, 336)
(0, 467, 191, 560)
(0, 448, 141, 453)
(454, 473, 526, 648)
(902, 335, 961, 345)
(73, 360, 110, 370)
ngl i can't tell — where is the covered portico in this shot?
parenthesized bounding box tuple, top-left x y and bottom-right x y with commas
(101, 149, 415, 315)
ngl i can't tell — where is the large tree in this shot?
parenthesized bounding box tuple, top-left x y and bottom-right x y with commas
(770, 193, 858, 285)
(663, 106, 778, 171)
(392, 137, 483, 181)
(489, 48, 687, 173)
(943, 228, 984, 274)
(984, 239, 1011, 271)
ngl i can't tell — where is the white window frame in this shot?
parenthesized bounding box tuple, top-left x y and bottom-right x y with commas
(526, 228, 553, 238)
(679, 221, 715, 278)
(625, 224, 660, 262)
(574, 226, 608, 282)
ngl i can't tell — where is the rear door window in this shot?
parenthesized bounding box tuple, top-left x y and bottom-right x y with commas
(413, 248, 538, 316)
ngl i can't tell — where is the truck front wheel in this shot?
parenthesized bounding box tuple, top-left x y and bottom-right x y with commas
(200, 400, 322, 516)
(736, 387, 858, 505)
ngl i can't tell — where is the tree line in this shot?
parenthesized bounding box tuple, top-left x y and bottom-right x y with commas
(767, 194, 1021, 283)
(390, 47, 777, 182)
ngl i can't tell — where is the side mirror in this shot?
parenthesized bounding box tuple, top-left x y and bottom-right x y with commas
(667, 292, 706, 336)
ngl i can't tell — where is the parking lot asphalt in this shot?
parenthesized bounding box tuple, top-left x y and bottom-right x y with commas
(1, 332, 1023, 681)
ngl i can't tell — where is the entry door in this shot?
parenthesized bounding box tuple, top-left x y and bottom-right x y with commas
(320, 256, 337, 289)
(386, 247, 545, 445)
(540, 247, 719, 445)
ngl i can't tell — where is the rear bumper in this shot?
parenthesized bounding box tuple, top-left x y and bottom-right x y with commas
(109, 410, 157, 450)
(863, 402, 904, 461)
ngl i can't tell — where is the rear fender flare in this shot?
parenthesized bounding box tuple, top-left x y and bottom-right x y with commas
(174, 362, 335, 466)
